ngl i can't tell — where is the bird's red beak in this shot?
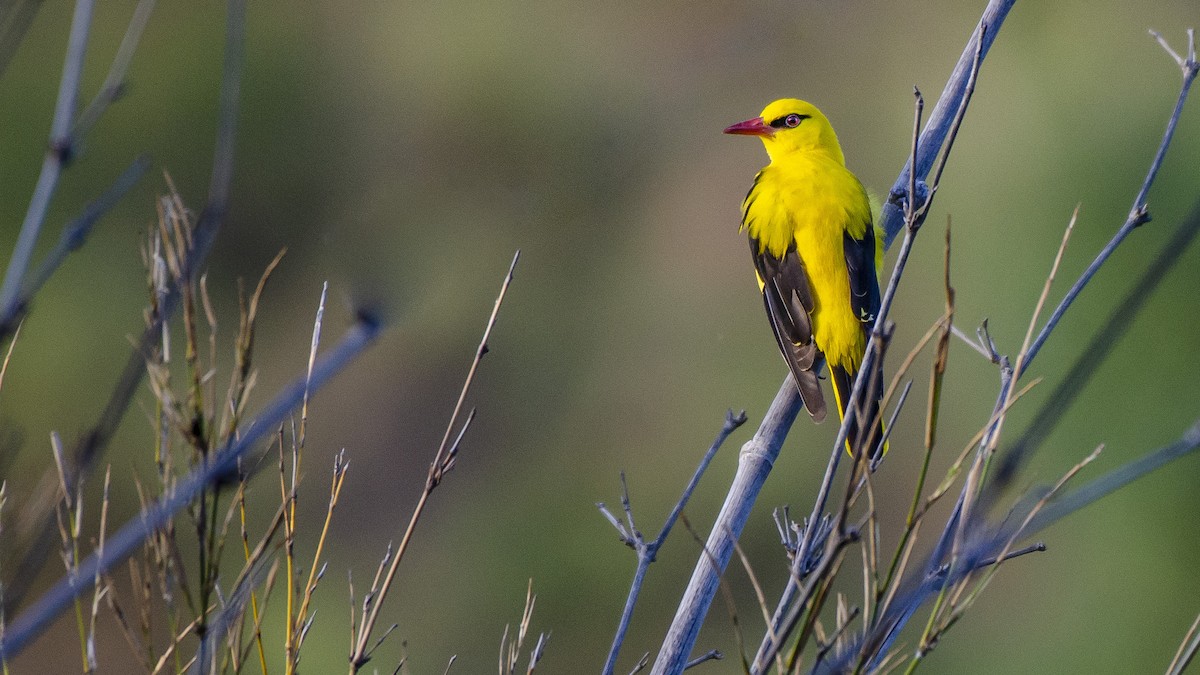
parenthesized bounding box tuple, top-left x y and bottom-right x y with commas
(723, 116, 773, 137)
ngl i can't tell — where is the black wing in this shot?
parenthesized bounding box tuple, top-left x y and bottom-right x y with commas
(843, 223, 880, 327)
(749, 235, 827, 422)
(840, 219, 887, 457)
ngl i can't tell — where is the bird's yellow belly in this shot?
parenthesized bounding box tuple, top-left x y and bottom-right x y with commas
(793, 216, 865, 372)
(748, 169, 869, 373)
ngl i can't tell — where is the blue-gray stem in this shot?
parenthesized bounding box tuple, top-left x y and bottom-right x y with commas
(188, 0, 248, 282)
(1022, 44, 1198, 368)
(0, 0, 96, 320)
(70, 0, 157, 141)
(751, 228, 918, 672)
(9, 156, 150, 327)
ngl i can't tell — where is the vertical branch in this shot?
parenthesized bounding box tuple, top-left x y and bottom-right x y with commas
(284, 284, 331, 674)
(879, 0, 1014, 247)
(0, 0, 95, 318)
(200, 0, 246, 230)
(749, 88, 929, 673)
(71, 0, 157, 140)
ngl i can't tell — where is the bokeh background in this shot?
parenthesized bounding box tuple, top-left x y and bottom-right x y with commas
(1, 1, 1199, 672)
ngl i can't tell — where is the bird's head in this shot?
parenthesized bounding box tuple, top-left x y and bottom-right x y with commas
(724, 98, 845, 165)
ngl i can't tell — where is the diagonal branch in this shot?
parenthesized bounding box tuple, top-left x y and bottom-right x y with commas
(0, 314, 382, 662)
(879, 0, 1016, 248)
(649, 4, 1011, 672)
(2, 0, 249, 617)
(1021, 29, 1198, 370)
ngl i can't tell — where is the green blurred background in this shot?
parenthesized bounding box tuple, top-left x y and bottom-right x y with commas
(2, 1, 1199, 672)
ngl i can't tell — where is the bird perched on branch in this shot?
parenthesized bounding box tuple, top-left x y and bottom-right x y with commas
(725, 98, 886, 456)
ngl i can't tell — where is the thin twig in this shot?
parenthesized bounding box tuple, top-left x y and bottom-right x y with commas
(880, 1, 1014, 247)
(291, 450, 348, 660)
(8, 156, 150, 333)
(682, 650, 722, 670)
(349, 253, 518, 672)
(1166, 609, 1200, 675)
(0, 2, 45, 79)
(948, 324, 993, 361)
(71, 0, 157, 140)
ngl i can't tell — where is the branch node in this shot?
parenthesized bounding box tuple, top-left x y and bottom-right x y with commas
(50, 136, 75, 165)
(738, 437, 774, 465)
(1132, 204, 1152, 227)
(1151, 28, 1200, 76)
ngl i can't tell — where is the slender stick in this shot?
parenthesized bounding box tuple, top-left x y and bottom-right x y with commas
(71, 0, 157, 141)
(1166, 610, 1200, 675)
(880, 0, 1015, 248)
(14, 156, 150, 318)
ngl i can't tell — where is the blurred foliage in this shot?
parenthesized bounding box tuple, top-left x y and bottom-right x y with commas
(0, 1, 1198, 672)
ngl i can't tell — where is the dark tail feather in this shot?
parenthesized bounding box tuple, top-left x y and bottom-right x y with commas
(792, 368, 827, 422)
(829, 364, 887, 459)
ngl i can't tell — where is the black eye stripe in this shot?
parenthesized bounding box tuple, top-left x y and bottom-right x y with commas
(768, 113, 811, 129)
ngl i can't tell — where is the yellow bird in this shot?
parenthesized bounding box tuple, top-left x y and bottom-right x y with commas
(725, 98, 886, 456)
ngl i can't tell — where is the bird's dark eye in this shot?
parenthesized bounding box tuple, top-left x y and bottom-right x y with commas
(769, 113, 810, 129)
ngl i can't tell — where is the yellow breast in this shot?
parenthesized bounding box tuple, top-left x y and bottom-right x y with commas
(743, 154, 873, 371)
